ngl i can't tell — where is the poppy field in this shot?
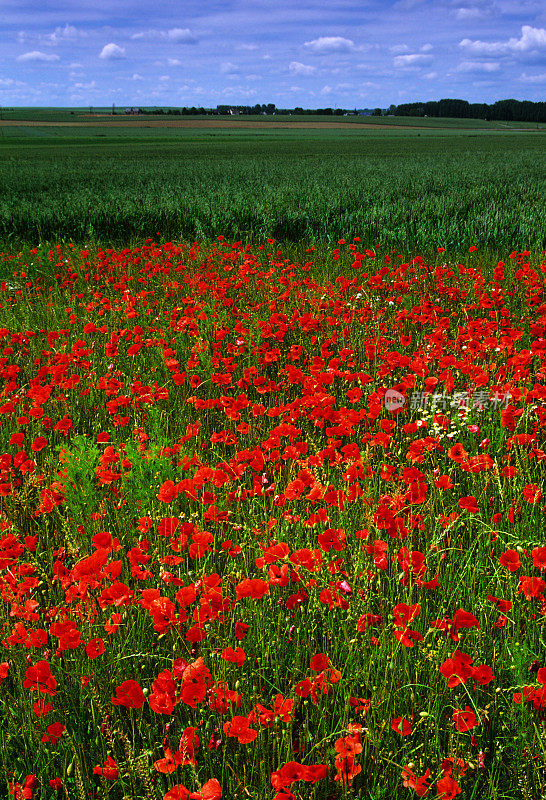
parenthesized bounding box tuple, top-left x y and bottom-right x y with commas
(0, 238, 545, 799)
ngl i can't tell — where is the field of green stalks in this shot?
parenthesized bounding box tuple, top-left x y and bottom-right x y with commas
(0, 123, 544, 256)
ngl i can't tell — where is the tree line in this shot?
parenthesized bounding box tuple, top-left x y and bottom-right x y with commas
(118, 99, 544, 122)
(391, 98, 546, 123)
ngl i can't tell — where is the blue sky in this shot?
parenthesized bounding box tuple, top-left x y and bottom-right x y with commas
(2, 0, 545, 108)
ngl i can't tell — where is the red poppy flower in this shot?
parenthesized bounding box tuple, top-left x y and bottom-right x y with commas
(93, 757, 119, 780)
(523, 484, 542, 504)
(518, 576, 546, 600)
(391, 717, 412, 736)
(436, 775, 461, 799)
(234, 619, 250, 640)
(111, 679, 146, 709)
(178, 727, 199, 764)
(458, 496, 479, 513)
(223, 715, 257, 744)
(448, 443, 469, 464)
(295, 678, 311, 697)
(154, 748, 181, 774)
(471, 664, 495, 685)
(450, 608, 480, 640)
(158, 517, 179, 536)
(157, 480, 178, 503)
(85, 638, 105, 660)
(318, 527, 346, 553)
(453, 706, 478, 732)
(23, 661, 58, 696)
(235, 578, 269, 601)
(532, 547, 546, 570)
(434, 474, 453, 490)
(222, 647, 246, 666)
(393, 603, 421, 628)
(42, 722, 65, 745)
(104, 612, 123, 635)
(149, 690, 174, 715)
(401, 766, 431, 797)
(500, 549, 521, 572)
(33, 700, 53, 718)
(72, 548, 109, 582)
(486, 595, 513, 612)
(440, 650, 474, 688)
(164, 779, 222, 800)
(394, 629, 424, 647)
(310, 653, 329, 671)
(186, 624, 207, 643)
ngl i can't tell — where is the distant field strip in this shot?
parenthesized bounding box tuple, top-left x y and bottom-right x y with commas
(0, 118, 457, 130)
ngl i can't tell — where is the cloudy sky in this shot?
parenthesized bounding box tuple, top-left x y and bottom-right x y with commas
(2, 0, 545, 108)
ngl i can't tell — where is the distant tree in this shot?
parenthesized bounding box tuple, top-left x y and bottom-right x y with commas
(372, 108, 382, 116)
(391, 98, 545, 124)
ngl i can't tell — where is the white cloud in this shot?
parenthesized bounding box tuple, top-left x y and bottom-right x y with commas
(424, 71, 438, 79)
(132, 73, 144, 81)
(239, 44, 258, 51)
(289, 61, 315, 76)
(455, 6, 485, 19)
(519, 71, 546, 82)
(17, 24, 83, 46)
(460, 26, 546, 56)
(420, 43, 433, 52)
(304, 36, 355, 53)
(389, 44, 409, 53)
(17, 51, 60, 63)
(73, 80, 96, 89)
(131, 28, 196, 44)
(393, 53, 432, 66)
(99, 43, 125, 60)
(167, 28, 196, 43)
(168, 58, 182, 66)
(456, 60, 500, 72)
(320, 84, 332, 94)
(219, 87, 257, 98)
(46, 24, 82, 45)
(220, 62, 238, 74)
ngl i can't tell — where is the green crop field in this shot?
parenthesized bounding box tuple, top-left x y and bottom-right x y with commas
(0, 115, 544, 260)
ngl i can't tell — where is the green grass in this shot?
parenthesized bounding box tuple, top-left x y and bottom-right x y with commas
(0, 123, 544, 257)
